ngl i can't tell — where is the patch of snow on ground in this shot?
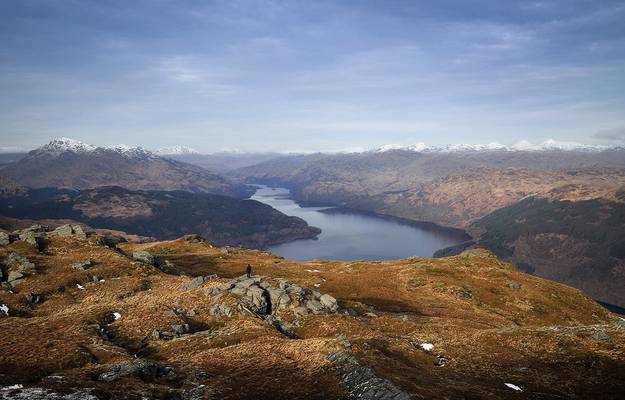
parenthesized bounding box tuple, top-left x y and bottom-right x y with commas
(504, 383, 523, 391)
(420, 343, 434, 351)
(2, 384, 24, 390)
(76, 284, 85, 290)
(0, 304, 8, 315)
(113, 312, 121, 320)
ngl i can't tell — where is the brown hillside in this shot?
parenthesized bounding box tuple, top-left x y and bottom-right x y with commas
(0, 230, 624, 399)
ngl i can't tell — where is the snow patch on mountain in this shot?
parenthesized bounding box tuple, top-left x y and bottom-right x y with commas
(155, 145, 199, 155)
(374, 139, 611, 153)
(29, 138, 157, 159)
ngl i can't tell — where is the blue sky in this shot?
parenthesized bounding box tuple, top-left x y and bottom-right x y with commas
(1, 0, 625, 152)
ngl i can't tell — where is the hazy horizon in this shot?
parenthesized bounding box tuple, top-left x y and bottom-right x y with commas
(2, 1, 625, 152)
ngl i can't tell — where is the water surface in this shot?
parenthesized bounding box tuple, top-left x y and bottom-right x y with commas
(250, 185, 468, 261)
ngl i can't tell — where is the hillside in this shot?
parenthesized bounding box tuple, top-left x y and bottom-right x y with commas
(0, 138, 252, 198)
(435, 187, 625, 308)
(0, 186, 320, 249)
(0, 230, 624, 399)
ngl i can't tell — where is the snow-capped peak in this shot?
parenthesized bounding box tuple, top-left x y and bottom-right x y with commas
(29, 138, 157, 159)
(155, 145, 199, 155)
(34, 137, 96, 155)
(374, 139, 610, 153)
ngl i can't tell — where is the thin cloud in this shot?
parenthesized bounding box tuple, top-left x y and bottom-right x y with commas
(593, 127, 625, 141)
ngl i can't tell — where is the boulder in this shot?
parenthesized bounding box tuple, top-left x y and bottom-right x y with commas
(53, 224, 74, 236)
(132, 251, 155, 265)
(0, 231, 9, 246)
(182, 276, 206, 291)
(18, 231, 47, 251)
(71, 260, 93, 271)
(52, 224, 87, 238)
(320, 294, 339, 312)
(508, 282, 522, 290)
(4, 252, 35, 273)
(306, 299, 325, 314)
(8, 270, 25, 285)
(246, 286, 269, 314)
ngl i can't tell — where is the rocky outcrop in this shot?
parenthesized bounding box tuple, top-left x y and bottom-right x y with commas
(203, 275, 341, 337)
(328, 352, 413, 400)
(132, 251, 155, 265)
(1, 252, 36, 288)
(51, 224, 87, 239)
(98, 361, 175, 382)
(0, 231, 9, 246)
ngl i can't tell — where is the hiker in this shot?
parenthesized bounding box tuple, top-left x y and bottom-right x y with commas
(246, 264, 252, 278)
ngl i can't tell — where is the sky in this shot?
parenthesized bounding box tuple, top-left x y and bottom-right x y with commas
(1, 0, 625, 153)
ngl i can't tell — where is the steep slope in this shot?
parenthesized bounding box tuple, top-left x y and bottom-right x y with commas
(0, 138, 252, 198)
(0, 232, 624, 399)
(0, 186, 320, 249)
(436, 186, 625, 308)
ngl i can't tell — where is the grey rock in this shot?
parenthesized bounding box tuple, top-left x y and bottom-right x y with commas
(182, 276, 207, 291)
(294, 307, 309, 317)
(337, 334, 351, 348)
(18, 231, 47, 251)
(328, 352, 412, 400)
(209, 303, 232, 317)
(203, 287, 220, 296)
(132, 251, 155, 265)
(217, 281, 235, 291)
(268, 287, 291, 311)
(52, 224, 86, 238)
(0, 387, 98, 399)
(25, 292, 42, 304)
(53, 224, 74, 236)
(0, 231, 9, 246)
(246, 286, 269, 314)
(615, 320, 625, 329)
(320, 294, 339, 312)
(98, 361, 174, 382)
(306, 299, 325, 314)
(171, 324, 190, 335)
(591, 331, 611, 340)
(72, 225, 87, 239)
(236, 278, 256, 289)
(8, 270, 25, 285)
(71, 260, 93, 271)
(230, 286, 248, 296)
(508, 282, 522, 289)
(4, 252, 36, 273)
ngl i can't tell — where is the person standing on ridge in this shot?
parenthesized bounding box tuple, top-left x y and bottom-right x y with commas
(246, 264, 252, 278)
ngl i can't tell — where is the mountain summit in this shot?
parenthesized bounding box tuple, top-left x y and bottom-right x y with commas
(0, 138, 252, 198)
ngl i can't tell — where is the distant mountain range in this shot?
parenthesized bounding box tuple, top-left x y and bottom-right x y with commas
(0, 138, 252, 198)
